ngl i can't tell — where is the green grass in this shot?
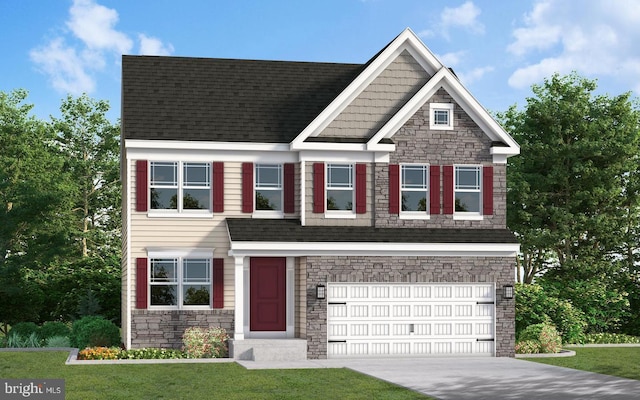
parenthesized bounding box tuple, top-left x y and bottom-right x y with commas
(523, 347, 640, 381)
(0, 352, 430, 399)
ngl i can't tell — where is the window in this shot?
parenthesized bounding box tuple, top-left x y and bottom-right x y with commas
(255, 164, 282, 211)
(429, 103, 454, 130)
(455, 165, 481, 213)
(401, 165, 428, 212)
(326, 164, 353, 211)
(150, 258, 211, 307)
(150, 162, 210, 211)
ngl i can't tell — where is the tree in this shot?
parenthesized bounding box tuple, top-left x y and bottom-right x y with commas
(52, 94, 121, 259)
(499, 73, 640, 333)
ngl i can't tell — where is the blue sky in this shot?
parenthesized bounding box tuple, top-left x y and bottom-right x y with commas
(1, 0, 639, 123)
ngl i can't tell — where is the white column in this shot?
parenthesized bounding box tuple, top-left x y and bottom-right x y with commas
(233, 256, 245, 340)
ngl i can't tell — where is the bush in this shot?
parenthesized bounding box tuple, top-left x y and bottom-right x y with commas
(516, 284, 587, 344)
(9, 322, 40, 339)
(182, 327, 229, 358)
(45, 335, 71, 348)
(583, 333, 640, 344)
(70, 316, 121, 348)
(6, 332, 41, 348)
(515, 340, 541, 354)
(120, 348, 186, 360)
(40, 321, 71, 340)
(518, 323, 562, 353)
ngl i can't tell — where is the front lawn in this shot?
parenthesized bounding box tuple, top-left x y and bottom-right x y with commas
(523, 347, 640, 381)
(0, 351, 430, 399)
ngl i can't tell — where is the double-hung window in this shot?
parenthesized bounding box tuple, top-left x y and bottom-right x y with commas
(150, 257, 211, 307)
(255, 164, 282, 211)
(401, 164, 429, 214)
(454, 165, 481, 214)
(150, 162, 210, 211)
(326, 164, 353, 211)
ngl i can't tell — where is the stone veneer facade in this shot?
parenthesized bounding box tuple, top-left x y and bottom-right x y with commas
(305, 256, 515, 359)
(130, 310, 234, 348)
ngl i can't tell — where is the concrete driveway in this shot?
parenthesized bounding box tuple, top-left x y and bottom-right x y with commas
(238, 357, 640, 400)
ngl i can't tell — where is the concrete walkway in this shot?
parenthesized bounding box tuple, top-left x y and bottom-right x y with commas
(237, 357, 640, 400)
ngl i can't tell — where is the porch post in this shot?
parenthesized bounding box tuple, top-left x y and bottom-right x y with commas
(233, 256, 245, 340)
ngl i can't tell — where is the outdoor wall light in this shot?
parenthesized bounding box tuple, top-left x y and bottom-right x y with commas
(502, 284, 514, 300)
(316, 284, 326, 300)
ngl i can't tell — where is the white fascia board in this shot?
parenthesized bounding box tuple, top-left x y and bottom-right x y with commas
(125, 139, 290, 152)
(229, 241, 520, 258)
(125, 145, 298, 163)
(298, 150, 379, 163)
(291, 28, 443, 149)
(291, 142, 367, 152)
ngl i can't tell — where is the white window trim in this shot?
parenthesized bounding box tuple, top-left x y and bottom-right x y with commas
(325, 163, 355, 216)
(147, 249, 215, 310)
(148, 161, 212, 216)
(400, 163, 430, 219)
(454, 164, 483, 219)
(429, 103, 454, 130)
(253, 164, 284, 217)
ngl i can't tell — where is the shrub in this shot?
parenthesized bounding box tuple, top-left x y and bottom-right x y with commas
(583, 333, 640, 344)
(70, 316, 121, 348)
(40, 321, 71, 341)
(182, 327, 229, 358)
(518, 322, 562, 353)
(516, 284, 587, 344)
(515, 340, 541, 354)
(77, 346, 121, 360)
(9, 322, 40, 339)
(120, 348, 186, 360)
(45, 335, 71, 348)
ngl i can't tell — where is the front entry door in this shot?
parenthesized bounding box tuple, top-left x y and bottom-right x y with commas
(250, 257, 286, 331)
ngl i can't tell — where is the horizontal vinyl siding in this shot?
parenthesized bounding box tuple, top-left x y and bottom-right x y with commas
(128, 160, 246, 311)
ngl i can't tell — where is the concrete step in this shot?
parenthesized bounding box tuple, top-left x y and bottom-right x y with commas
(230, 339, 307, 361)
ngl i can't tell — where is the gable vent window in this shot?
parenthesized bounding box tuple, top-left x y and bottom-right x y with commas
(429, 103, 454, 130)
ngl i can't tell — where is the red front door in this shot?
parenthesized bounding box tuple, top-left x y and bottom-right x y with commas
(250, 257, 286, 331)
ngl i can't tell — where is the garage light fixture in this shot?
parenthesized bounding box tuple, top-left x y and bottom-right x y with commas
(502, 284, 514, 300)
(316, 284, 326, 300)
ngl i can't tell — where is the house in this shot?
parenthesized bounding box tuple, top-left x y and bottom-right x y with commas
(120, 28, 520, 360)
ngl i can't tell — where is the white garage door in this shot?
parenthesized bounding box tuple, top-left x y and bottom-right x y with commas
(327, 283, 495, 358)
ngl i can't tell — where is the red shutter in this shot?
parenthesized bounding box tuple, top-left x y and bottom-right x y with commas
(136, 160, 148, 212)
(212, 162, 224, 213)
(430, 165, 440, 215)
(136, 258, 148, 309)
(212, 258, 224, 309)
(355, 163, 367, 214)
(389, 164, 400, 214)
(284, 163, 295, 213)
(242, 163, 253, 213)
(443, 165, 454, 215)
(313, 163, 325, 213)
(483, 166, 494, 215)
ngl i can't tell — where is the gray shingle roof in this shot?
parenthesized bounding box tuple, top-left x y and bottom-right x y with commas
(122, 56, 364, 142)
(226, 218, 518, 244)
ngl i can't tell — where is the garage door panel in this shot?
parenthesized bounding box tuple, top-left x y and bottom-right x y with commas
(327, 283, 495, 358)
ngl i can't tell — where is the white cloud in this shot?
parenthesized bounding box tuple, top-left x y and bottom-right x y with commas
(31, 0, 173, 94)
(138, 34, 175, 56)
(421, 1, 485, 40)
(437, 51, 466, 67)
(507, 0, 640, 91)
(458, 66, 495, 85)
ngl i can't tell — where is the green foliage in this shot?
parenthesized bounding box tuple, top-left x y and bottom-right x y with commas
(119, 347, 186, 359)
(515, 340, 540, 354)
(6, 332, 42, 348)
(515, 283, 587, 344)
(582, 333, 640, 344)
(182, 326, 230, 358)
(70, 316, 121, 349)
(9, 322, 40, 338)
(45, 335, 71, 348)
(40, 321, 71, 340)
(518, 322, 563, 353)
